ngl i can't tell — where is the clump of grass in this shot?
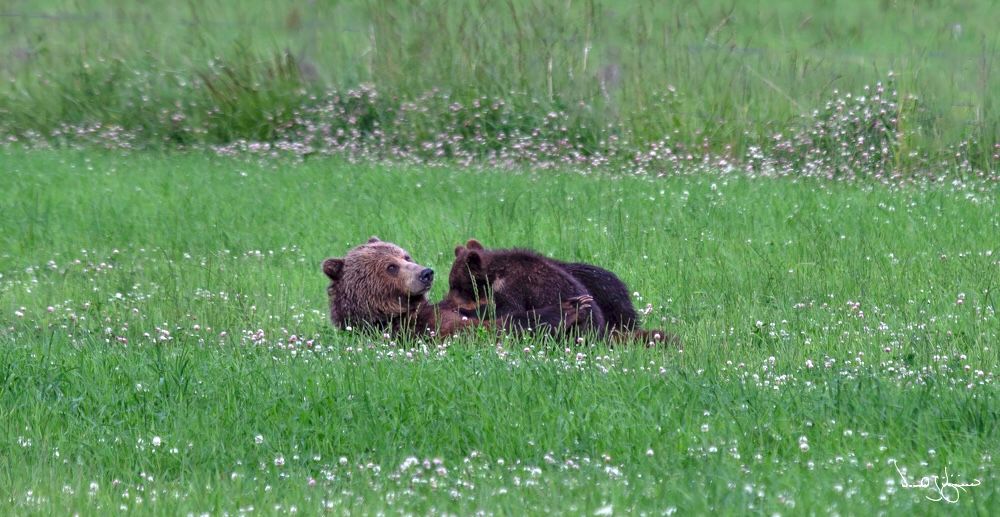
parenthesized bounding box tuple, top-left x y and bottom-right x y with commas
(196, 48, 308, 143)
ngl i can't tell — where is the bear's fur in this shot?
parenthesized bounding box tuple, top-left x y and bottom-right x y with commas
(322, 237, 471, 336)
(446, 239, 604, 336)
(554, 261, 638, 332)
(448, 239, 677, 345)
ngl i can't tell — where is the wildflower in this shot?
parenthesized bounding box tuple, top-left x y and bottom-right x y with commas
(594, 504, 614, 516)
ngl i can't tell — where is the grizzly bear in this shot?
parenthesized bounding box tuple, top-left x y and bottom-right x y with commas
(322, 237, 472, 336)
(555, 261, 638, 332)
(447, 239, 676, 345)
(445, 239, 604, 337)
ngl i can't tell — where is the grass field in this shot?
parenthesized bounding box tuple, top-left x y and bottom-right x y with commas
(1, 150, 996, 514)
(1, 1, 997, 513)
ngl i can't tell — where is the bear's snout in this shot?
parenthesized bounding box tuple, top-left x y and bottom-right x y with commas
(419, 268, 434, 285)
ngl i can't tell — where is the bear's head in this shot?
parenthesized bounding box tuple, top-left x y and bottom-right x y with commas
(322, 237, 435, 328)
(446, 238, 492, 314)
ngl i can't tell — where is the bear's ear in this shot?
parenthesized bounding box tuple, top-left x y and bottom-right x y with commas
(367, 236, 381, 244)
(322, 258, 345, 280)
(454, 244, 466, 257)
(465, 250, 483, 272)
(466, 239, 484, 250)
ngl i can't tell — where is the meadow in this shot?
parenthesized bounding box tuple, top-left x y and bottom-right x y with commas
(1, 150, 997, 514)
(1, 0, 998, 514)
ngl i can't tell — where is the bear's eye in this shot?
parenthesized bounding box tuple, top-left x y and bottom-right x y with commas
(386, 264, 399, 274)
(403, 255, 412, 262)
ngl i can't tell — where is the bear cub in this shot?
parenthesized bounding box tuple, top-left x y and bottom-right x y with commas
(447, 239, 674, 344)
(446, 239, 604, 337)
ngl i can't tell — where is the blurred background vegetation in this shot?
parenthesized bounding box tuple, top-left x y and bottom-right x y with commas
(1, 0, 996, 173)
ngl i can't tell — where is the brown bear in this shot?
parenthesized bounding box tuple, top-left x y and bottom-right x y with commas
(447, 239, 676, 345)
(445, 239, 604, 337)
(322, 237, 473, 337)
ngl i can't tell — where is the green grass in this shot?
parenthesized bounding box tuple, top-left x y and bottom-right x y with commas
(0, 150, 997, 514)
(1, 1, 997, 172)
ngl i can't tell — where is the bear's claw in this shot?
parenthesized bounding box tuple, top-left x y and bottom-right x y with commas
(561, 295, 595, 327)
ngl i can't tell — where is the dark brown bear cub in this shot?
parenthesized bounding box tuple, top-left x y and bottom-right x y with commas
(554, 261, 674, 344)
(447, 240, 604, 336)
(322, 237, 471, 336)
(448, 239, 676, 345)
(554, 262, 639, 333)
